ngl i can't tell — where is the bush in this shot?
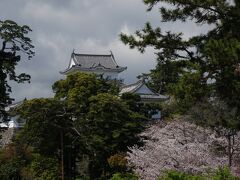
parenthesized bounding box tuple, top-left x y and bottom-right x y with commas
(211, 167, 237, 180)
(158, 167, 237, 180)
(110, 173, 138, 180)
(158, 170, 203, 180)
(108, 153, 127, 172)
(24, 154, 59, 180)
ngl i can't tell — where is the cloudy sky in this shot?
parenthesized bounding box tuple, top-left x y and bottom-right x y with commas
(1, 0, 206, 102)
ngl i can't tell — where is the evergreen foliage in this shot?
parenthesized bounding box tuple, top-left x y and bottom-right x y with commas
(120, 0, 240, 116)
(120, 4, 240, 170)
(0, 142, 59, 180)
(52, 73, 145, 178)
(15, 72, 145, 179)
(0, 19, 34, 121)
(17, 98, 72, 156)
(158, 167, 237, 180)
(110, 172, 138, 180)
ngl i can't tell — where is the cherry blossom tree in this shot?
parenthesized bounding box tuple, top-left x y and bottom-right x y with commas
(127, 119, 240, 180)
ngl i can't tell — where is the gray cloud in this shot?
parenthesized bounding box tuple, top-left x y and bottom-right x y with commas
(0, 0, 209, 102)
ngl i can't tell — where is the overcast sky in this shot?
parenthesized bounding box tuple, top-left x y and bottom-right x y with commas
(1, 0, 207, 102)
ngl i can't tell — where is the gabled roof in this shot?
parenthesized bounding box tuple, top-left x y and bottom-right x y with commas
(60, 52, 127, 74)
(119, 79, 168, 101)
(119, 79, 145, 95)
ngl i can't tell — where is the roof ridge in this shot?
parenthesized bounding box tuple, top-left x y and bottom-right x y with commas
(121, 80, 139, 88)
(61, 51, 127, 75)
(110, 51, 118, 67)
(120, 79, 143, 90)
(131, 79, 144, 92)
(73, 53, 112, 57)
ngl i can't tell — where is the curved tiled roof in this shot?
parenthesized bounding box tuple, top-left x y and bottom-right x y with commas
(74, 54, 117, 69)
(61, 52, 127, 74)
(119, 80, 143, 95)
(119, 79, 169, 101)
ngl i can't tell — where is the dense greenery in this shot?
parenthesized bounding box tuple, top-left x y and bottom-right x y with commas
(0, 20, 34, 121)
(121, 0, 240, 114)
(120, 0, 240, 170)
(158, 167, 237, 180)
(53, 73, 145, 179)
(13, 73, 145, 179)
(109, 167, 238, 180)
(1, 1, 240, 178)
(0, 142, 59, 180)
(120, 92, 161, 119)
(110, 173, 138, 180)
(17, 98, 72, 156)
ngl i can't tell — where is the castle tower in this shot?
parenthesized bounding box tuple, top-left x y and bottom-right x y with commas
(60, 51, 127, 80)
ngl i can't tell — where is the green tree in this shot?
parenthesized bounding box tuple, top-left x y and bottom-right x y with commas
(0, 19, 34, 121)
(0, 142, 32, 180)
(17, 98, 76, 179)
(148, 59, 185, 94)
(78, 93, 144, 178)
(120, 93, 142, 113)
(17, 73, 145, 179)
(17, 98, 72, 156)
(22, 153, 59, 180)
(110, 173, 138, 180)
(120, 92, 160, 119)
(120, 0, 240, 168)
(158, 167, 237, 180)
(0, 142, 59, 180)
(52, 72, 115, 116)
(53, 73, 145, 179)
(120, 0, 240, 111)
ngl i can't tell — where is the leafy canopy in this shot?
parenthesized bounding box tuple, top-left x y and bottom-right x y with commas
(17, 98, 72, 156)
(17, 72, 145, 179)
(53, 73, 145, 178)
(120, 0, 240, 121)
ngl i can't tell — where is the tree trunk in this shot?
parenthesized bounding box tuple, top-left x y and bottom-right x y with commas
(227, 135, 232, 167)
(61, 131, 64, 180)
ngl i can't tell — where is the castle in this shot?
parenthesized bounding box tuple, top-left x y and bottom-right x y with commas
(60, 51, 127, 80)
(61, 51, 168, 119)
(0, 51, 168, 147)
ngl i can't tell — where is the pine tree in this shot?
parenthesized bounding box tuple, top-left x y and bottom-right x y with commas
(120, 0, 240, 122)
(0, 20, 34, 121)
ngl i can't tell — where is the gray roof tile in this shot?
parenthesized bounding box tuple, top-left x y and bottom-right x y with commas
(73, 53, 118, 69)
(120, 79, 169, 101)
(61, 52, 127, 74)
